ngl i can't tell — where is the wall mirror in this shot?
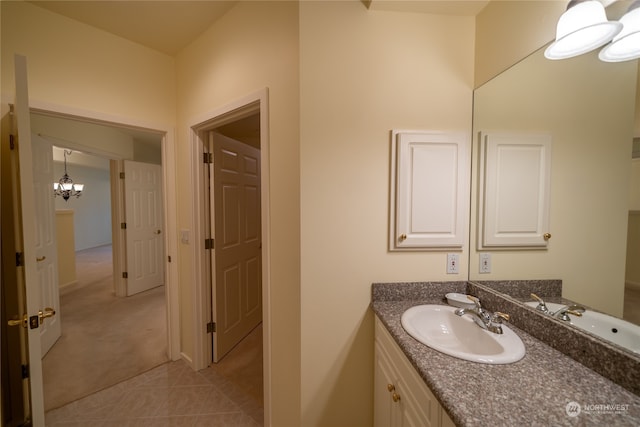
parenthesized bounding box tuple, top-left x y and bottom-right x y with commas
(469, 31, 639, 339)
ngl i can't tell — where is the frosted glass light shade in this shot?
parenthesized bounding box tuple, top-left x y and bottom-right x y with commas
(545, 0, 622, 60)
(599, 4, 640, 62)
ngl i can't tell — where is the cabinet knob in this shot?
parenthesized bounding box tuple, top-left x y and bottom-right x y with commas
(543, 233, 551, 241)
(392, 392, 401, 403)
(387, 384, 395, 392)
(399, 234, 407, 242)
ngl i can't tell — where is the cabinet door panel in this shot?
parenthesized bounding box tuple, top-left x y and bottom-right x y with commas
(390, 131, 470, 250)
(479, 132, 551, 248)
(374, 341, 397, 427)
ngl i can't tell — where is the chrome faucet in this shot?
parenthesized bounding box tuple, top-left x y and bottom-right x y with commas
(552, 304, 586, 322)
(454, 295, 510, 334)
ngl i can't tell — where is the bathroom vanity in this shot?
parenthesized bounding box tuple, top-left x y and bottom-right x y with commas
(372, 282, 640, 426)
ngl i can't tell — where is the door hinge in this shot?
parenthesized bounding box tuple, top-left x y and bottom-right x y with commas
(207, 322, 216, 333)
(9, 134, 15, 150)
(21, 364, 29, 379)
(168, 255, 172, 263)
(16, 252, 24, 267)
(122, 272, 128, 279)
(121, 222, 127, 230)
(203, 152, 213, 164)
(120, 172, 125, 179)
(205, 238, 214, 250)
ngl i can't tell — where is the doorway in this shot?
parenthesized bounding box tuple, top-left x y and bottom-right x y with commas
(30, 112, 173, 411)
(190, 90, 270, 420)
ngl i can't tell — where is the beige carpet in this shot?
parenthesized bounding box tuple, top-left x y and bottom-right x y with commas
(42, 245, 168, 411)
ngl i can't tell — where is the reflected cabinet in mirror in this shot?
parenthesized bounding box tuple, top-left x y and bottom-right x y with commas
(470, 42, 639, 329)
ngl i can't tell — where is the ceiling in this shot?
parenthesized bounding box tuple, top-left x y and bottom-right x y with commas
(29, 1, 489, 56)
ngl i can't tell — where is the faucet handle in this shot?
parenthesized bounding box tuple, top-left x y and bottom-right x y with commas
(492, 312, 510, 323)
(466, 295, 481, 309)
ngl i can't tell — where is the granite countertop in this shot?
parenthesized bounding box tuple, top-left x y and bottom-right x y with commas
(371, 282, 640, 427)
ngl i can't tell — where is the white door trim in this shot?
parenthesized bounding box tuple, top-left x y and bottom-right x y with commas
(23, 100, 180, 362)
(189, 88, 271, 426)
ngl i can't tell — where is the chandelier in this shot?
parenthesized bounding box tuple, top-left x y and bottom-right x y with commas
(53, 150, 84, 201)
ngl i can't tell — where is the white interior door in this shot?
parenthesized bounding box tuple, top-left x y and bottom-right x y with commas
(31, 133, 61, 356)
(210, 131, 262, 362)
(124, 160, 165, 296)
(11, 53, 47, 427)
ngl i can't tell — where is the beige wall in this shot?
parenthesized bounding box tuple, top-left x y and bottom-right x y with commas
(300, 2, 474, 426)
(475, 0, 564, 87)
(1, 1, 176, 126)
(175, 3, 300, 426)
(55, 210, 77, 289)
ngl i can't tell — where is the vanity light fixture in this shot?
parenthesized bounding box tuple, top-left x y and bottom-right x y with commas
(599, 1, 640, 62)
(545, 0, 622, 60)
(53, 150, 84, 201)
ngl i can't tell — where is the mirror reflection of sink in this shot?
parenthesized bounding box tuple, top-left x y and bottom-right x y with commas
(401, 305, 525, 364)
(525, 302, 640, 354)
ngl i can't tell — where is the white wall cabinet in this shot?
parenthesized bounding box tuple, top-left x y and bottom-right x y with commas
(390, 131, 469, 251)
(478, 132, 552, 249)
(374, 317, 455, 427)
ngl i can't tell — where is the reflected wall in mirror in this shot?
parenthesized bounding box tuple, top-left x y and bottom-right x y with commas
(470, 42, 639, 324)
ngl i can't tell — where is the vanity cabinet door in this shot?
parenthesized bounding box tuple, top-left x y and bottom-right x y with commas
(478, 132, 552, 248)
(390, 131, 470, 250)
(374, 340, 400, 427)
(374, 317, 454, 427)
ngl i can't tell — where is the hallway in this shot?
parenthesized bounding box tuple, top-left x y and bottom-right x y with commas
(42, 245, 168, 410)
(43, 245, 264, 426)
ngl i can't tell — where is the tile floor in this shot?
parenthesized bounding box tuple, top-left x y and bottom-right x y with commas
(45, 359, 263, 426)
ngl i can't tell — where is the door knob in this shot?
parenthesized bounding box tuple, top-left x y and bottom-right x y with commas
(38, 307, 56, 323)
(7, 315, 27, 328)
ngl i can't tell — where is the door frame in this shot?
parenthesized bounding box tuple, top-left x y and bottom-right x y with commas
(189, 88, 271, 423)
(25, 99, 180, 361)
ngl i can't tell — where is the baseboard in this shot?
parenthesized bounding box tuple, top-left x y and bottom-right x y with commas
(180, 352, 195, 369)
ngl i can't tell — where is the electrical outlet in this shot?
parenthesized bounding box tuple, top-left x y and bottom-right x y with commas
(479, 253, 491, 273)
(446, 253, 459, 274)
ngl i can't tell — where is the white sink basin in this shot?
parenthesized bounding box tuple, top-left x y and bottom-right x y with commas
(525, 301, 640, 353)
(401, 305, 526, 364)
